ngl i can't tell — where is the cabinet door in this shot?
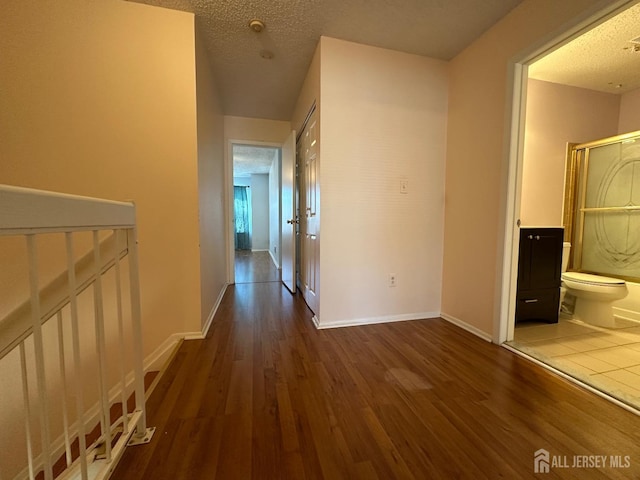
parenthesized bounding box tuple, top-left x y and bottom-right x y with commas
(529, 230, 563, 288)
(517, 230, 533, 290)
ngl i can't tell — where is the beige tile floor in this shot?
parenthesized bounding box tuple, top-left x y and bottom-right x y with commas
(509, 316, 640, 410)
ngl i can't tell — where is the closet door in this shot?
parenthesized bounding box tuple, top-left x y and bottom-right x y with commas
(300, 109, 319, 314)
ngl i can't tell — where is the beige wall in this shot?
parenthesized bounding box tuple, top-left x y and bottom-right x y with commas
(619, 87, 640, 133)
(318, 37, 448, 326)
(292, 42, 322, 133)
(195, 23, 227, 330)
(521, 79, 620, 227)
(0, 1, 204, 475)
(224, 116, 291, 143)
(0, 0, 201, 353)
(442, 0, 608, 336)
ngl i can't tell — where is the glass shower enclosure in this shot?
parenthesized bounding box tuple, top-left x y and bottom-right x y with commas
(564, 130, 640, 281)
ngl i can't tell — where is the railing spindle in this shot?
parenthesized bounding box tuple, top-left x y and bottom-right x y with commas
(2, 188, 151, 479)
(19, 342, 35, 480)
(56, 311, 72, 467)
(114, 229, 129, 435)
(92, 231, 112, 462)
(65, 232, 88, 479)
(127, 226, 147, 439)
(25, 235, 53, 480)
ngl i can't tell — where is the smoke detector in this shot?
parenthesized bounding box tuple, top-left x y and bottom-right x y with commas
(249, 19, 265, 33)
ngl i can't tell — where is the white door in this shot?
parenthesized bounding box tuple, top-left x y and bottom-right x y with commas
(299, 109, 319, 314)
(281, 130, 296, 293)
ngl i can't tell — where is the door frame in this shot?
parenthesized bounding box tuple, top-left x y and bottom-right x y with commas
(496, 0, 637, 343)
(225, 138, 283, 285)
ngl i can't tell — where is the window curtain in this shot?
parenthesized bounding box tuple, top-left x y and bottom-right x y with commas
(234, 186, 251, 250)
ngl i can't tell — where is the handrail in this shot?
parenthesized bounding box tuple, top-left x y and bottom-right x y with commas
(0, 184, 152, 480)
(0, 184, 135, 234)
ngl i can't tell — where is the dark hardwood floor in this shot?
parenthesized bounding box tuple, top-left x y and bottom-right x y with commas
(113, 283, 640, 479)
(235, 250, 280, 284)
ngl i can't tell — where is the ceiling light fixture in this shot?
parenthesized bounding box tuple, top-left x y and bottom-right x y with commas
(249, 19, 265, 33)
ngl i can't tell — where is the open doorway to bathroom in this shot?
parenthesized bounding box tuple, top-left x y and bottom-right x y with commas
(503, 2, 640, 412)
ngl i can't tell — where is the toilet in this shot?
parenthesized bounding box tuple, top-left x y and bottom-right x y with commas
(561, 264, 628, 327)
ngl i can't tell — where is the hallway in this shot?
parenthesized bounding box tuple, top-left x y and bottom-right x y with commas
(235, 250, 281, 284)
(113, 283, 640, 479)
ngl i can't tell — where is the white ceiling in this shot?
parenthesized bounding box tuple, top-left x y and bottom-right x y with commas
(129, 0, 524, 120)
(529, 3, 640, 94)
(233, 145, 278, 177)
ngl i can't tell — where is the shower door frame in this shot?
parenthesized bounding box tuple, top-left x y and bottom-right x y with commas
(565, 131, 640, 281)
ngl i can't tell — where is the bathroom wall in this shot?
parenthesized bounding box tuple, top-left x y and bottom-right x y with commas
(520, 79, 620, 226)
(619, 87, 640, 134)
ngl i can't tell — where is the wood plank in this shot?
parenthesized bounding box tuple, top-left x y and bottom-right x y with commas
(113, 282, 640, 479)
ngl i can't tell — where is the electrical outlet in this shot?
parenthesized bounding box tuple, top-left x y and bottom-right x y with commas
(389, 273, 397, 287)
(400, 179, 409, 194)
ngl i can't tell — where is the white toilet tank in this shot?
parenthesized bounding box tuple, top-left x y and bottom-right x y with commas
(562, 242, 571, 273)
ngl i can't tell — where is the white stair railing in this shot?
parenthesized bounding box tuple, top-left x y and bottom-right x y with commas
(0, 185, 154, 480)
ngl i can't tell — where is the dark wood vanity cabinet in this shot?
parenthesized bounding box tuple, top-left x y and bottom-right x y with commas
(516, 227, 563, 324)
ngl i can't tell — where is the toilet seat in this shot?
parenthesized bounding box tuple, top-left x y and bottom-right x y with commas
(561, 272, 625, 287)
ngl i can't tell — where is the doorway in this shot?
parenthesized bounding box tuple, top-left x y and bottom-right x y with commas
(229, 142, 282, 285)
(500, 0, 640, 411)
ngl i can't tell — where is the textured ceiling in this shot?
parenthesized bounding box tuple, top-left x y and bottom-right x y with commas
(233, 145, 278, 177)
(129, 0, 524, 120)
(529, 3, 640, 94)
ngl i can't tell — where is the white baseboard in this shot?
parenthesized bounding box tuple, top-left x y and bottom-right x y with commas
(269, 249, 280, 269)
(251, 248, 269, 252)
(440, 312, 493, 342)
(145, 333, 183, 372)
(185, 283, 229, 340)
(314, 312, 440, 330)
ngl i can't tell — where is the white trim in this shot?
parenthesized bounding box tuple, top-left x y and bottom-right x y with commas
(226, 138, 284, 286)
(0, 184, 135, 234)
(269, 249, 280, 269)
(251, 248, 269, 252)
(314, 312, 440, 330)
(496, 0, 639, 345)
(144, 333, 183, 372)
(183, 331, 207, 340)
(440, 312, 493, 343)
(502, 343, 640, 417)
(198, 283, 228, 338)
